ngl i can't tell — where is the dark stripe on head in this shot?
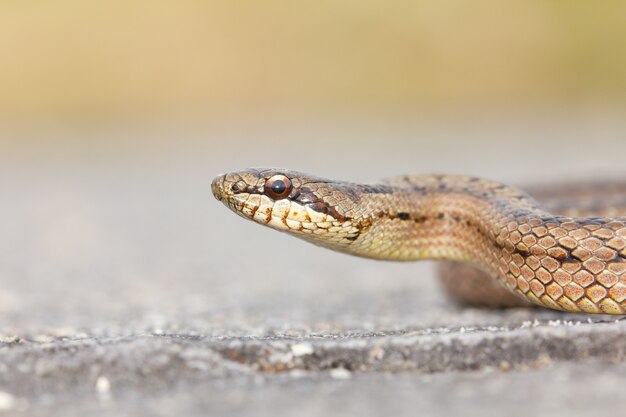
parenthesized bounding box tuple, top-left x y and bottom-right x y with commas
(292, 187, 349, 222)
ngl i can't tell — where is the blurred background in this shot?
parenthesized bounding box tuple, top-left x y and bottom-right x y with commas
(1, 1, 626, 333)
(2, 1, 626, 122)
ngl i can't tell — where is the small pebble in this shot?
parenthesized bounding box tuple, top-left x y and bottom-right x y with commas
(289, 369, 309, 379)
(291, 343, 314, 357)
(96, 376, 111, 396)
(0, 391, 15, 411)
(368, 346, 385, 360)
(0, 336, 19, 344)
(330, 368, 352, 380)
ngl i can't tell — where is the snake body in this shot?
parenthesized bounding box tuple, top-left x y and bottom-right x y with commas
(212, 168, 626, 314)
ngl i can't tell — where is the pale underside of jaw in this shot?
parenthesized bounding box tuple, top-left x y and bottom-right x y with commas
(227, 193, 360, 242)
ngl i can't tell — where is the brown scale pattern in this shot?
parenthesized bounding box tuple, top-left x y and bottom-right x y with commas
(495, 215, 626, 313)
(212, 169, 626, 314)
(439, 182, 626, 310)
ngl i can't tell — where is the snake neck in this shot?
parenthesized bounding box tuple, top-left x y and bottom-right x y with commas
(340, 176, 626, 314)
(345, 176, 547, 276)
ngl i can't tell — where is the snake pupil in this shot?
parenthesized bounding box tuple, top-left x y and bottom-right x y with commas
(265, 175, 292, 199)
(272, 181, 286, 194)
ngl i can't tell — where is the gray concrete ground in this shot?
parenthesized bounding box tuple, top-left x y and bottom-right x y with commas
(2, 114, 626, 415)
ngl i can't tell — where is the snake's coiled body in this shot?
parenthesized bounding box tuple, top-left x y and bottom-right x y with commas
(212, 169, 626, 314)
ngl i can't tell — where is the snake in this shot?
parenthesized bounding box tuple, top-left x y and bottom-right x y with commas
(211, 168, 626, 314)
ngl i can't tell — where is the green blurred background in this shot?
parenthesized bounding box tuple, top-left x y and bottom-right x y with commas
(2, 1, 626, 125)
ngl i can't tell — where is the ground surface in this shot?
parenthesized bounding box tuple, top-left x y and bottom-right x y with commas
(2, 117, 626, 416)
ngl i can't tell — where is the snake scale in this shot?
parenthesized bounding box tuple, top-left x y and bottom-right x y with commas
(212, 168, 626, 314)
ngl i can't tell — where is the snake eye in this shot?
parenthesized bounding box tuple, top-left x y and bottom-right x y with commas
(264, 175, 292, 200)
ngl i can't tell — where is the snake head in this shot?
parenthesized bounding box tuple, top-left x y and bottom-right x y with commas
(211, 168, 365, 248)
